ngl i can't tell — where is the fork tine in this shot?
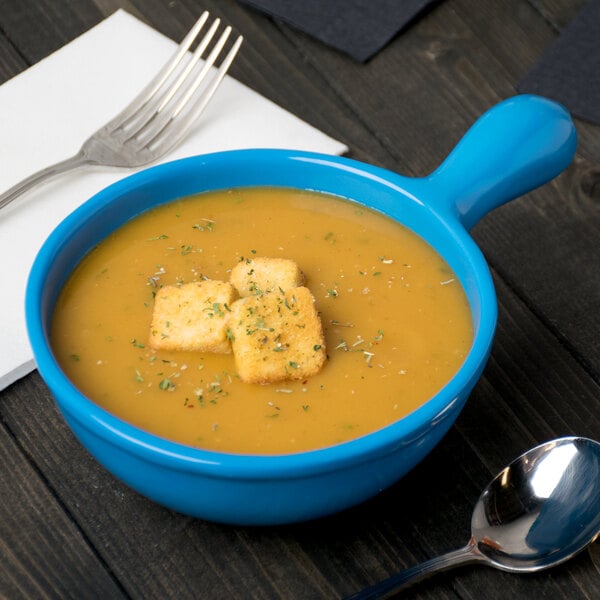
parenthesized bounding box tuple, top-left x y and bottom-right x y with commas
(154, 19, 221, 114)
(129, 25, 237, 146)
(171, 26, 233, 119)
(145, 34, 243, 156)
(106, 11, 210, 132)
(116, 17, 221, 136)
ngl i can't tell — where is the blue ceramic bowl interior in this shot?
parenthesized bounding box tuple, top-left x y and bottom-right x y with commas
(25, 95, 577, 524)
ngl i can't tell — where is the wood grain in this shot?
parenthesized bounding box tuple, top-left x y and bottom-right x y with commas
(0, 405, 126, 598)
(0, 0, 598, 598)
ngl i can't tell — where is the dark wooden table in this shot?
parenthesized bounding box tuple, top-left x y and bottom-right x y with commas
(1, 1, 599, 598)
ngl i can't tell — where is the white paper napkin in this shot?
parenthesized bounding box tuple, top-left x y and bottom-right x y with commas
(0, 10, 347, 391)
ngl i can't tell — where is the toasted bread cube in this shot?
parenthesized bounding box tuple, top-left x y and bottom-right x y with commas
(149, 280, 236, 353)
(227, 287, 326, 384)
(230, 257, 305, 297)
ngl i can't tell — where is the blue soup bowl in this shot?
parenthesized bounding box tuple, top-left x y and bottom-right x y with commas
(26, 95, 576, 525)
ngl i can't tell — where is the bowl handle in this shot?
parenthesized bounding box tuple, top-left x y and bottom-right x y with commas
(428, 94, 577, 230)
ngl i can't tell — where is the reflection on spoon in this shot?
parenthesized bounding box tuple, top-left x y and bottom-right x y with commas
(346, 437, 600, 599)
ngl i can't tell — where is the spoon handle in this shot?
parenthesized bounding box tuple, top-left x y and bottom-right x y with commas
(345, 542, 486, 599)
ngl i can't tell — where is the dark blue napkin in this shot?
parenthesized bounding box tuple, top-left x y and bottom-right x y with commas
(517, 0, 600, 125)
(238, 0, 441, 62)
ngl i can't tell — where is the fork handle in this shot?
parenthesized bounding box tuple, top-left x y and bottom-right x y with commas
(0, 151, 92, 211)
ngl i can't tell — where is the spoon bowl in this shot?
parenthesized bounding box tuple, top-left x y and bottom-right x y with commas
(348, 436, 600, 599)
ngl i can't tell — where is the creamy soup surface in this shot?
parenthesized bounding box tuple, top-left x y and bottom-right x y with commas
(51, 187, 473, 454)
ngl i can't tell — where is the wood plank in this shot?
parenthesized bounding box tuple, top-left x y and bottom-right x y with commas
(472, 166, 600, 375)
(0, 0, 103, 64)
(0, 0, 598, 598)
(527, 0, 589, 30)
(0, 418, 126, 599)
(0, 32, 26, 83)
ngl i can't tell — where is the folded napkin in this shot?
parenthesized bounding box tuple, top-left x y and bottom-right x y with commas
(239, 0, 441, 62)
(517, 0, 600, 124)
(0, 10, 347, 391)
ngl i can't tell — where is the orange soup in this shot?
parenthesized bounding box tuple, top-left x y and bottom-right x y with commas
(51, 188, 473, 454)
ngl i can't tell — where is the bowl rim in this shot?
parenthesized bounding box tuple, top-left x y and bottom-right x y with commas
(26, 149, 497, 479)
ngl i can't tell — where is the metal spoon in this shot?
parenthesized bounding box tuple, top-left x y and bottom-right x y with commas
(347, 436, 600, 599)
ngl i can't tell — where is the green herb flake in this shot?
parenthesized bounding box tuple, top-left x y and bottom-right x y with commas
(211, 303, 225, 317)
(330, 320, 355, 328)
(192, 219, 215, 232)
(159, 377, 175, 391)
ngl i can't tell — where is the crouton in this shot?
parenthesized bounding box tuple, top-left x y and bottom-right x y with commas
(149, 280, 236, 353)
(230, 257, 305, 297)
(227, 286, 326, 384)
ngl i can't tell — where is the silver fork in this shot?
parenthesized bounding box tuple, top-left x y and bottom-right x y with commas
(0, 11, 243, 211)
